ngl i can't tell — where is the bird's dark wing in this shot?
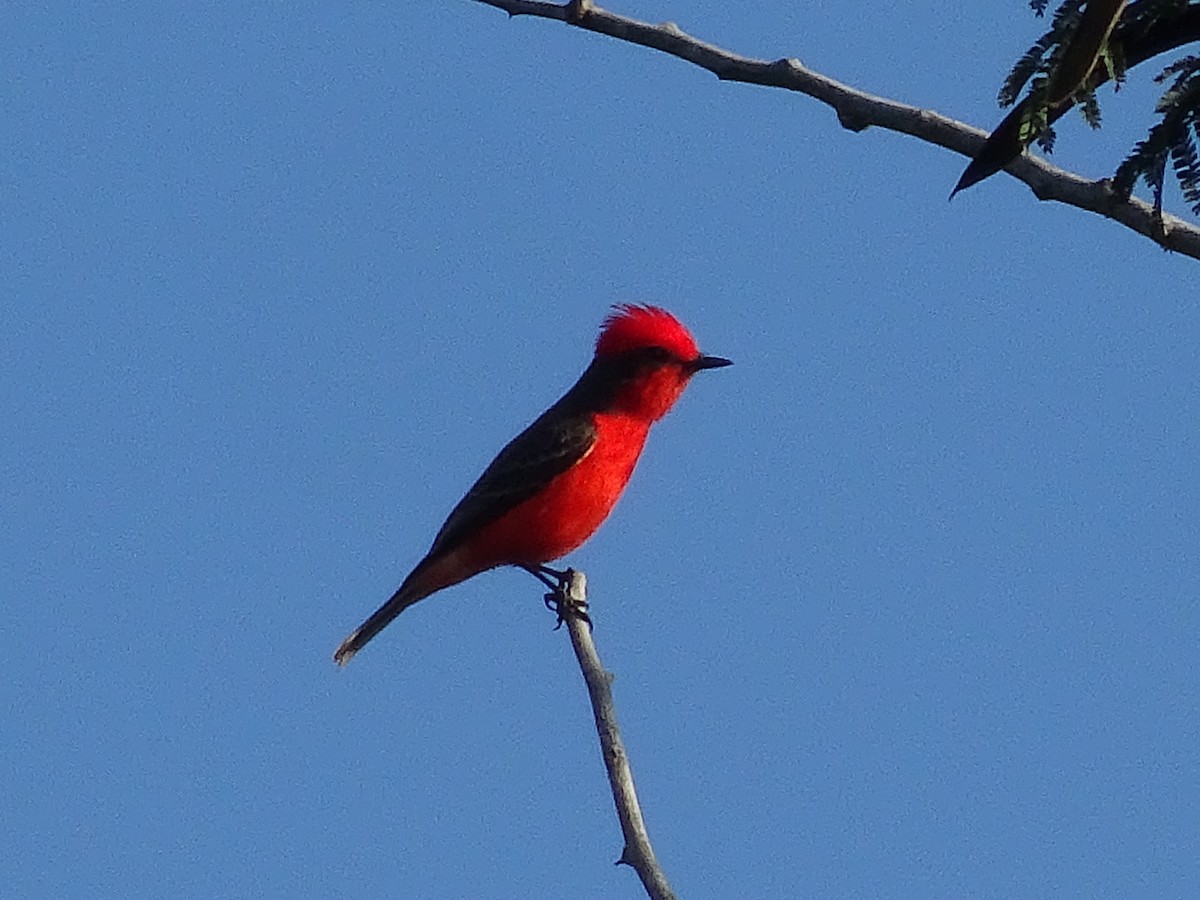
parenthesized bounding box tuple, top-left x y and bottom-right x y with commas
(424, 406, 597, 559)
(333, 378, 603, 666)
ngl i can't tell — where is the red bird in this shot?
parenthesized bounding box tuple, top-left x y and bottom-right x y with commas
(334, 305, 730, 665)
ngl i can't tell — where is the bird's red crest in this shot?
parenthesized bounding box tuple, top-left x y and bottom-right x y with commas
(595, 304, 700, 361)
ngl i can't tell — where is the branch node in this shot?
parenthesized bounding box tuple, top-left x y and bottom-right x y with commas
(837, 106, 871, 133)
(565, 0, 593, 24)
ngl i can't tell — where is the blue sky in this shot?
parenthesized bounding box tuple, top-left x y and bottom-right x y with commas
(4, 2, 1199, 898)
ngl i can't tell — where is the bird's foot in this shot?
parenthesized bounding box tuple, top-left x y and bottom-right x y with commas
(520, 566, 590, 628)
(524, 563, 569, 593)
(543, 586, 592, 631)
(527, 565, 591, 631)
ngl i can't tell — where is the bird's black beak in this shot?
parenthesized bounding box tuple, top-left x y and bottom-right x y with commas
(690, 354, 733, 372)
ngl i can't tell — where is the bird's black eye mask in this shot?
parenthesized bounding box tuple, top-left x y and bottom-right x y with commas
(569, 347, 686, 410)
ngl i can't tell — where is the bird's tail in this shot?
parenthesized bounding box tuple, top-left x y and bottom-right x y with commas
(333, 565, 437, 666)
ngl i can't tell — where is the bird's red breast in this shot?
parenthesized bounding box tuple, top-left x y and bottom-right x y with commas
(455, 411, 651, 570)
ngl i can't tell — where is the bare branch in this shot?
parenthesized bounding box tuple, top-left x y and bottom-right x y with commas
(559, 569, 676, 900)
(470, 0, 1200, 259)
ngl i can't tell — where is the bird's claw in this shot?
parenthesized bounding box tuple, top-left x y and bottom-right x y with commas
(525, 564, 591, 630)
(543, 587, 592, 631)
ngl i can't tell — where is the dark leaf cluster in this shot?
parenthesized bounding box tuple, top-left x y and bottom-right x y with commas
(1002, 1, 1200, 216)
(1002, 1, 1087, 108)
(1114, 55, 1200, 213)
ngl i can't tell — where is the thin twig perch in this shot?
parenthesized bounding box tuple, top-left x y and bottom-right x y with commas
(469, 0, 1200, 260)
(557, 569, 676, 900)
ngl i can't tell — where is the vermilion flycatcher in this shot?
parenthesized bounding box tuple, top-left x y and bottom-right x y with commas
(334, 305, 730, 665)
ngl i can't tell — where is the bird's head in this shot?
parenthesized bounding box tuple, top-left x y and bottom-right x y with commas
(591, 304, 731, 421)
